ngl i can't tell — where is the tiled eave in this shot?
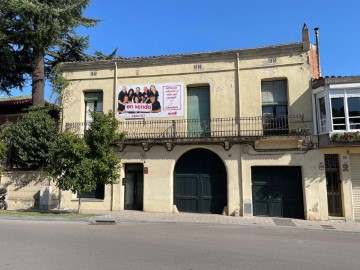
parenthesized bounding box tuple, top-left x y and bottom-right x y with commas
(61, 42, 307, 71)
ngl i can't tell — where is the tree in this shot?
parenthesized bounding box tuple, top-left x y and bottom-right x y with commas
(1, 106, 59, 169)
(0, 132, 7, 173)
(0, 0, 99, 105)
(47, 111, 125, 213)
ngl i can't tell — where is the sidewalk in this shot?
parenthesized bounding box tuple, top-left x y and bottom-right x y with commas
(82, 210, 360, 233)
(1, 209, 359, 232)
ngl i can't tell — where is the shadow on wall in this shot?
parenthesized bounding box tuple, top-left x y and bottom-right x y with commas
(1, 170, 48, 191)
(0, 171, 59, 210)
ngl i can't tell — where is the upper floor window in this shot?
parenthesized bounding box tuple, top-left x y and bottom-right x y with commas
(261, 80, 288, 135)
(318, 97, 327, 133)
(261, 80, 288, 117)
(331, 97, 345, 130)
(348, 97, 360, 130)
(314, 87, 360, 134)
(84, 92, 103, 126)
(330, 96, 360, 131)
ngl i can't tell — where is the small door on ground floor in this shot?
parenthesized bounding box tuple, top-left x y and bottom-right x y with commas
(350, 154, 360, 221)
(174, 149, 227, 214)
(124, 164, 144, 211)
(325, 154, 343, 217)
(252, 166, 304, 219)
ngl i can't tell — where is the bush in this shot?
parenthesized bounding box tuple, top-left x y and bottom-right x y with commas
(1, 106, 59, 169)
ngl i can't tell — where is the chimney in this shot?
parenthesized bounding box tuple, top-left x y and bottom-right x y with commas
(314, 27, 322, 77)
(302, 23, 309, 42)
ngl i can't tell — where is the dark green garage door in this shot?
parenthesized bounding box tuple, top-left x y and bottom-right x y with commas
(174, 149, 227, 214)
(252, 166, 304, 219)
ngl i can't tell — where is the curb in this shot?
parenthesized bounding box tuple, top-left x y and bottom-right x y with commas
(0, 214, 89, 223)
(1, 214, 360, 233)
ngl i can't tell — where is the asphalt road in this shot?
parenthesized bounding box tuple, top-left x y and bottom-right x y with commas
(0, 219, 359, 270)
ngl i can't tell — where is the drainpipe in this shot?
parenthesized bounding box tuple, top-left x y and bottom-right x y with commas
(110, 61, 118, 212)
(235, 53, 241, 134)
(314, 28, 322, 77)
(114, 61, 118, 113)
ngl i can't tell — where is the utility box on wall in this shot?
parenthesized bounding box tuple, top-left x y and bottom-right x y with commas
(39, 186, 52, 210)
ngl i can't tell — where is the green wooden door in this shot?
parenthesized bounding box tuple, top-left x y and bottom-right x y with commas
(174, 149, 227, 214)
(187, 87, 210, 137)
(252, 167, 304, 219)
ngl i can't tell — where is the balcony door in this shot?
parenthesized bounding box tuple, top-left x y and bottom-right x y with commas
(187, 86, 210, 137)
(84, 92, 103, 130)
(261, 80, 288, 135)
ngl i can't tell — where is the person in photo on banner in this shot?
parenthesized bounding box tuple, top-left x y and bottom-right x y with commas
(150, 95, 161, 113)
(147, 84, 159, 103)
(142, 86, 149, 103)
(133, 95, 141, 104)
(134, 87, 142, 103)
(118, 85, 128, 112)
(119, 95, 130, 114)
(128, 88, 134, 103)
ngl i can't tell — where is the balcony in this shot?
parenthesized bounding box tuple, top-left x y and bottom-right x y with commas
(65, 115, 309, 148)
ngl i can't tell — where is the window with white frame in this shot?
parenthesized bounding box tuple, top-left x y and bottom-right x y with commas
(329, 90, 360, 132)
(318, 96, 327, 133)
(331, 97, 345, 130)
(347, 96, 360, 129)
(84, 92, 103, 129)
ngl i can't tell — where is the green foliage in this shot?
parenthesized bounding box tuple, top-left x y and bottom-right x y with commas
(47, 111, 124, 196)
(2, 107, 59, 169)
(87, 111, 124, 151)
(0, 0, 99, 95)
(331, 132, 360, 142)
(0, 133, 7, 172)
(47, 132, 94, 194)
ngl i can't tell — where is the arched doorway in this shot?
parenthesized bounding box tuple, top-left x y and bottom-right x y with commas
(174, 148, 227, 214)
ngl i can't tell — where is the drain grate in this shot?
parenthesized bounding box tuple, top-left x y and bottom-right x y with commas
(89, 216, 117, 225)
(92, 220, 116, 225)
(321, 225, 335, 230)
(273, 218, 296, 227)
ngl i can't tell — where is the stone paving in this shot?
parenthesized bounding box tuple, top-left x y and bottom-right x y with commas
(82, 210, 360, 233)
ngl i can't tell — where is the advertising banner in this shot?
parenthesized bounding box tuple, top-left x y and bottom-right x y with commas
(117, 82, 184, 119)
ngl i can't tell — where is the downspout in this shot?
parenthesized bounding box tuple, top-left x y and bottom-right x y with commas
(311, 92, 318, 136)
(114, 61, 118, 113)
(111, 61, 118, 211)
(314, 28, 322, 77)
(235, 53, 241, 130)
(57, 71, 65, 209)
(235, 52, 243, 216)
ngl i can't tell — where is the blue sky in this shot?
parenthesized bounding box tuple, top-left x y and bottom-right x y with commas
(4, 0, 360, 101)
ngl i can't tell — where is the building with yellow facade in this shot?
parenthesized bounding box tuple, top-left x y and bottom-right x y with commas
(4, 26, 359, 221)
(59, 25, 327, 220)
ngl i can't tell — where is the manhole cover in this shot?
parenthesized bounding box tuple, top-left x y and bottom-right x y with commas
(273, 218, 296, 227)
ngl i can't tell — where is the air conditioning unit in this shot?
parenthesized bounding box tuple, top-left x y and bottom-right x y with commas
(39, 186, 52, 210)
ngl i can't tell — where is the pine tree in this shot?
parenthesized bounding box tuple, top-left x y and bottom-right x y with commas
(0, 0, 99, 105)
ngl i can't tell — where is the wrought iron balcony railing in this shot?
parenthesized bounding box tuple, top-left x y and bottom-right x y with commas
(65, 115, 309, 141)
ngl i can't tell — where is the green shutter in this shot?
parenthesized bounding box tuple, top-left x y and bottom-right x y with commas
(187, 87, 210, 136)
(84, 92, 103, 102)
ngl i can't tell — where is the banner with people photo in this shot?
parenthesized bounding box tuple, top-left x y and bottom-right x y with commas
(117, 82, 184, 119)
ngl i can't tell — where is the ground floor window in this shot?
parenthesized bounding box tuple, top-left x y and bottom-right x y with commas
(78, 184, 104, 199)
